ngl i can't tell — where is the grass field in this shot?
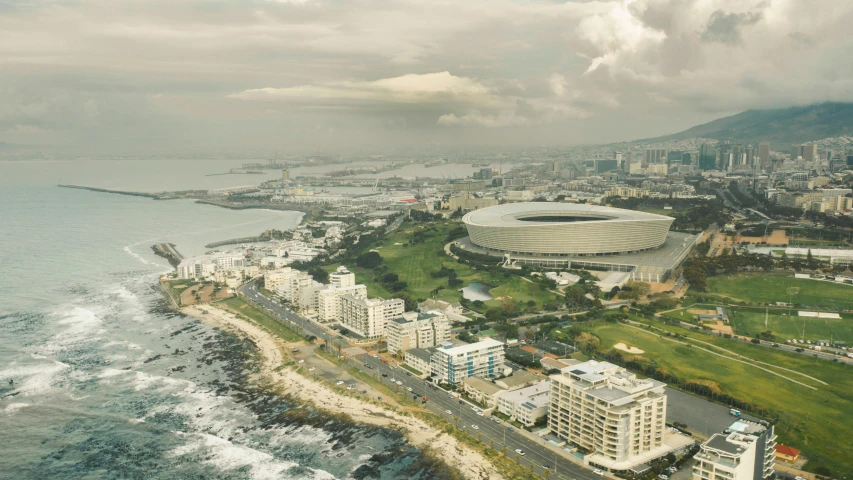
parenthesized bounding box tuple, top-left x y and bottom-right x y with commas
(577, 318, 853, 476)
(730, 307, 853, 344)
(325, 220, 558, 308)
(704, 273, 853, 310)
(217, 296, 303, 342)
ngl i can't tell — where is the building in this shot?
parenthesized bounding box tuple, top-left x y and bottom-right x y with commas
(773, 444, 800, 464)
(462, 376, 506, 408)
(495, 381, 550, 426)
(693, 420, 776, 480)
(644, 149, 668, 164)
(699, 144, 717, 171)
(549, 360, 667, 469)
(494, 370, 540, 390)
(316, 284, 368, 322)
(404, 347, 435, 377)
(272, 268, 314, 305)
(462, 203, 674, 257)
(758, 143, 770, 169)
(432, 339, 505, 384)
(329, 266, 356, 288)
(386, 312, 450, 354)
(179, 253, 245, 280)
(447, 192, 499, 212)
(339, 295, 405, 339)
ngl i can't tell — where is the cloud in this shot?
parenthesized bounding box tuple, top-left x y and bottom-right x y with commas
(701, 10, 763, 44)
(0, 0, 852, 151)
(229, 72, 493, 105)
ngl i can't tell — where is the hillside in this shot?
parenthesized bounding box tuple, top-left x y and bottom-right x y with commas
(646, 102, 853, 146)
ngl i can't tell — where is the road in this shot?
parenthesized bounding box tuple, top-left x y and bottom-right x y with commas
(238, 280, 605, 480)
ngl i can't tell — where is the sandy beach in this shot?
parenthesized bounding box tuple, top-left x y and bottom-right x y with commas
(182, 304, 503, 480)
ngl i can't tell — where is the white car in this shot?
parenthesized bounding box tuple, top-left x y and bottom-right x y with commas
(308, 367, 315, 372)
(336, 381, 344, 385)
(471, 424, 479, 430)
(298, 360, 305, 364)
(476, 411, 484, 416)
(407, 387, 413, 392)
(445, 410, 453, 415)
(593, 469, 604, 476)
(515, 449, 525, 456)
(396, 381, 402, 386)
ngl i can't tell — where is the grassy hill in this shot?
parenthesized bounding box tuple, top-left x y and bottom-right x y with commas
(645, 102, 853, 146)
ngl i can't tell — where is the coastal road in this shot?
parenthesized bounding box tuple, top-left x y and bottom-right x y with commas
(238, 281, 606, 480)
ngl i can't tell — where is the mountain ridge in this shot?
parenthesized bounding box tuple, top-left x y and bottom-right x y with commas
(642, 102, 853, 147)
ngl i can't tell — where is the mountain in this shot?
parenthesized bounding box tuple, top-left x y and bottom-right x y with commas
(646, 102, 853, 146)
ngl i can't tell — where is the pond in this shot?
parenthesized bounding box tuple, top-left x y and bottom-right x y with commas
(459, 282, 494, 301)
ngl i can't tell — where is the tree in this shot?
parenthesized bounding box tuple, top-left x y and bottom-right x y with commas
(356, 251, 383, 268)
(394, 292, 418, 311)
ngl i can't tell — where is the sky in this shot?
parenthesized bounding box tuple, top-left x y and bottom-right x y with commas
(2, 0, 853, 154)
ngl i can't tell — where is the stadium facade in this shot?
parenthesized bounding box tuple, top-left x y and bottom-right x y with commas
(459, 203, 698, 282)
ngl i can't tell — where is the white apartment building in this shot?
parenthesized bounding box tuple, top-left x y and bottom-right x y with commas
(270, 268, 314, 305)
(339, 295, 405, 339)
(386, 312, 450, 355)
(694, 420, 776, 480)
(495, 381, 550, 426)
(316, 285, 368, 323)
(549, 360, 667, 470)
(431, 339, 505, 385)
(329, 266, 356, 288)
(177, 253, 245, 280)
(404, 347, 435, 377)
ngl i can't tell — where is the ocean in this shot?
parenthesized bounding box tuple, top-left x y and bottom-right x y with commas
(0, 159, 454, 479)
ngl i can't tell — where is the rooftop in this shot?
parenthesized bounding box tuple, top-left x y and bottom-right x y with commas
(463, 202, 672, 228)
(435, 338, 504, 355)
(462, 377, 505, 396)
(405, 347, 436, 363)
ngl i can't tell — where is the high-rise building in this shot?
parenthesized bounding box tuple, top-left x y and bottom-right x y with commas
(386, 312, 450, 354)
(271, 268, 314, 305)
(681, 152, 692, 165)
(340, 295, 405, 338)
(803, 144, 817, 162)
(693, 420, 776, 480)
(549, 360, 667, 467)
(329, 266, 356, 288)
(282, 167, 290, 183)
(644, 148, 668, 164)
(700, 144, 717, 170)
(758, 143, 770, 169)
(718, 142, 744, 170)
(667, 150, 683, 166)
(316, 284, 368, 322)
(431, 339, 505, 384)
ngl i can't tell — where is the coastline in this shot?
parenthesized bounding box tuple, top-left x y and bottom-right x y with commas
(181, 304, 504, 480)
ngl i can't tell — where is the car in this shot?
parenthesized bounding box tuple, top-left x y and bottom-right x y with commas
(445, 410, 453, 415)
(593, 469, 604, 476)
(476, 411, 484, 416)
(657, 475, 668, 480)
(507, 427, 514, 432)
(372, 355, 378, 358)
(390, 378, 396, 383)
(336, 381, 344, 385)
(396, 381, 402, 386)
(405, 372, 411, 376)
(298, 360, 305, 364)
(542, 465, 552, 471)
(308, 367, 315, 372)
(381, 373, 388, 377)
(490, 416, 501, 423)
(365, 364, 372, 369)
(515, 449, 525, 456)
(471, 424, 479, 430)
(459, 400, 464, 404)
(406, 387, 413, 392)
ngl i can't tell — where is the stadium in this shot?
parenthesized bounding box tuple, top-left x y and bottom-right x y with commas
(458, 202, 698, 282)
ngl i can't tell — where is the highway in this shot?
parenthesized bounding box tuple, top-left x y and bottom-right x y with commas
(238, 280, 605, 480)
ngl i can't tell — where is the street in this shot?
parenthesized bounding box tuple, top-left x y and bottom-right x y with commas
(238, 280, 605, 480)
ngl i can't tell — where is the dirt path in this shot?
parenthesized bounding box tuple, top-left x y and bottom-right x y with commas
(622, 322, 821, 390)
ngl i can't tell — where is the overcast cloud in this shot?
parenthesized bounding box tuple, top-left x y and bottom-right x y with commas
(2, 0, 852, 153)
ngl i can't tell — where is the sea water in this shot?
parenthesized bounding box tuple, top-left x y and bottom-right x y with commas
(0, 159, 454, 479)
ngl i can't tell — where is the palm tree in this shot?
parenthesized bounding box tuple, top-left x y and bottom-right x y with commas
(477, 433, 483, 442)
(501, 447, 508, 456)
(544, 470, 552, 479)
(514, 454, 520, 463)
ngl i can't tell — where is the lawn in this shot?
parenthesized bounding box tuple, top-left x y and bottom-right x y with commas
(730, 307, 853, 344)
(703, 273, 853, 310)
(325, 220, 557, 308)
(577, 319, 853, 476)
(216, 296, 303, 342)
